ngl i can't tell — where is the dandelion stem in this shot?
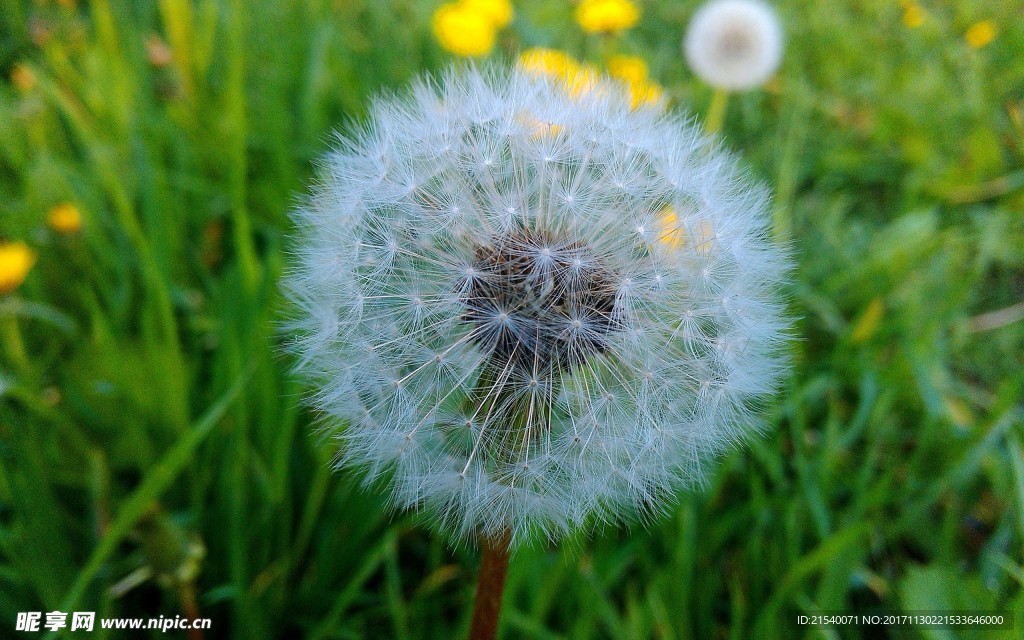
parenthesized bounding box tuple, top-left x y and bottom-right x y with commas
(180, 582, 204, 640)
(704, 88, 729, 135)
(468, 531, 511, 640)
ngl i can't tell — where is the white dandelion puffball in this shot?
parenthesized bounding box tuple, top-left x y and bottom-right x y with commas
(286, 66, 790, 548)
(684, 0, 784, 91)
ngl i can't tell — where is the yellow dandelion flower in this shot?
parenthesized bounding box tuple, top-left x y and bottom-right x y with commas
(575, 0, 640, 35)
(516, 109, 563, 139)
(658, 206, 684, 250)
(627, 80, 663, 109)
(519, 48, 581, 81)
(462, 0, 514, 29)
(607, 56, 662, 109)
(517, 48, 600, 97)
(902, 5, 925, 29)
(0, 242, 36, 294)
(432, 2, 497, 57)
(965, 20, 997, 49)
(11, 63, 37, 93)
(47, 202, 82, 234)
(607, 55, 648, 86)
(565, 62, 602, 98)
(657, 207, 714, 253)
(517, 49, 598, 108)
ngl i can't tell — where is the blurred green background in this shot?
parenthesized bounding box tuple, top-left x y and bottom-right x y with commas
(1, 0, 1023, 638)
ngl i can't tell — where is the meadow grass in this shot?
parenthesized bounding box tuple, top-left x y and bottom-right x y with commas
(1, 0, 1023, 638)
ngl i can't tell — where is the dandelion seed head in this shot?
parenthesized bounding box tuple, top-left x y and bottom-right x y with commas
(684, 0, 784, 91)
(286, 66, 790, 548)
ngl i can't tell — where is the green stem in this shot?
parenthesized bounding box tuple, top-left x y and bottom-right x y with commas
(704, 88, 729, 136)
(1, 314, 28, 372)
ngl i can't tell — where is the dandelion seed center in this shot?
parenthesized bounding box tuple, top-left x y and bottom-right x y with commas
(462, 228, 621, 377)
(716, 27, 756, 62)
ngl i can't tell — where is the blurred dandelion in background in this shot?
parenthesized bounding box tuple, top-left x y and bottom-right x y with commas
(46, 203, 82, 235)
(575, 0, 641, 35)
(462, 0, 514, 29)
(606, 54, 648, 87)
(607, 54, 665, 109)
(0, 240, 35, 371)
(684, 0, 783, 91)
(965, 19, 997, 49)
(0, 242, 35, 295)
(518, 47, 582, 83)
(432, 0, 515, 58)
(518, 48, 663, 110)
(286, 64, 789, 637)
(902, 3, 926, 29)
(684, 0, 783, 132)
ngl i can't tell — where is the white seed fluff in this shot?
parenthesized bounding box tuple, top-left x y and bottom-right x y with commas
(684, 0, 784, 91)
(285, 66, 790, 548)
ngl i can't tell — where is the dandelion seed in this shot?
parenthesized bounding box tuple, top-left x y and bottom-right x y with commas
(286, 66, 791, 551)
(684, 0, 784, 91)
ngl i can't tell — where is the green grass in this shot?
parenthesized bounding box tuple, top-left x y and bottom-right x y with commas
(1, 0, 1023, 638)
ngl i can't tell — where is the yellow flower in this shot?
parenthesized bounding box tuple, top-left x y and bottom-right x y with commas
(516, 109, 562, 139)
(607, 55, 663, 109)
(519, 49, 660, 110)
(575, 0, 640, 35)
(11, 63, 37, 93)
(607, 55, 648, 86)
(47, 202, 82, 234)
(518, 48, 598, 97)
(0, 242, 35, 294)
(517, 48, 595, 96)
(519, 48, 582, 82)
(902, 5, 925, 29)
(517, 49, 589, 123)
(627, 81, 663, 109)
(432, 2, 497, 57)
(462, 0, 514, 29)
(965, 20, 997, 49)
(658, 206, 684, 250)
(565, 62, 602, 98)
(657, 207, 713, 252)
